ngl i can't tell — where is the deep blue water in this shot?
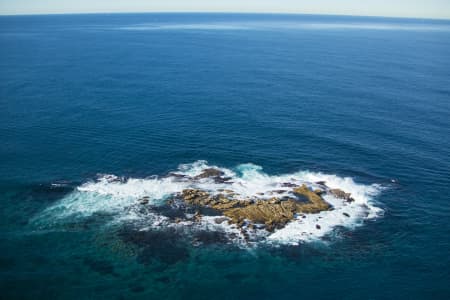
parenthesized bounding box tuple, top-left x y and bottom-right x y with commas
(1, 13, 450, 299)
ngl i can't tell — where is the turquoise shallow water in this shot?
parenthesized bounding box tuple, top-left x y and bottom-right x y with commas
(1, 13, 450, 299)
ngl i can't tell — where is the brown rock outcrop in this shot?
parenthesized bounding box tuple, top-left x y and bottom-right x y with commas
(179, 184, 331, 232)
(329, 188, 355, 202)
(194, 168, 225, 179)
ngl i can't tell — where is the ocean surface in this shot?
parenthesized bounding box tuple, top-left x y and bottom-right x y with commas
(1, 13, 449, 299)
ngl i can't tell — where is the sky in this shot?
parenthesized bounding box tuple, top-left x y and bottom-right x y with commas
(0, 0, 449, 19)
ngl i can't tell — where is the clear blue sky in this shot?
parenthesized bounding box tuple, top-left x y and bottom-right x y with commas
(0, 0, 449, 19)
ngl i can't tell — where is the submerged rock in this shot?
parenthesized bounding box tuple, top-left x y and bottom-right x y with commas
(120, 228, 190, 265)
(272, 190, 287, 194)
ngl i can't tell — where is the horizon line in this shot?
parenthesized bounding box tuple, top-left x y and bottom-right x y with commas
(0, 11, 449, 21)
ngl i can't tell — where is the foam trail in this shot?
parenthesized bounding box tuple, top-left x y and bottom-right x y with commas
(35, 161, 384, 245)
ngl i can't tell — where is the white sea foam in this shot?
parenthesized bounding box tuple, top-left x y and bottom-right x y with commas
(35, 161, 383, 245)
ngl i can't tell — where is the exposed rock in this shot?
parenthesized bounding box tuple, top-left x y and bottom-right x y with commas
(214, 177, 233, 184)
(240, 229, 250, 241)
(315, 181, 327, 186)
(330, 188, 347, 198)
(181, 189, 211, 206)
(179, 184, 331, 232)
(194, 168, 225, 179)
(329, 189, 355, 202)
(281, 182, 298, 188)
(313, 189, 325, 195)
(316, 224, 321, 230)
(224, 199, 300, 231)
(343, 212, 350, 218)
(292, 185, 331, 213)
(214, 217, 228, 224)
(193, 211, 202, 222)
(167, 172, 189, 179)
(268, 198, 281, 204)
(182, 189, 243, 210)
(139, 197, 149, 205)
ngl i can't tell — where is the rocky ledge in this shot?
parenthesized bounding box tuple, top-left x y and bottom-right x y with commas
(180, 184, 332, 232)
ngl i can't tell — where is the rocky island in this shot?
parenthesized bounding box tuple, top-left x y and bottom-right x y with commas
(138, 167, 357, 240)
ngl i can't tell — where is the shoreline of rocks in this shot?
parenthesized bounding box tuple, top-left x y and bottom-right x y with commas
(139, 168, 357, 236)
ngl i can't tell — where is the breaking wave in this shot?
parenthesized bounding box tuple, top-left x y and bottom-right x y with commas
(34, 161, 384, 246)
